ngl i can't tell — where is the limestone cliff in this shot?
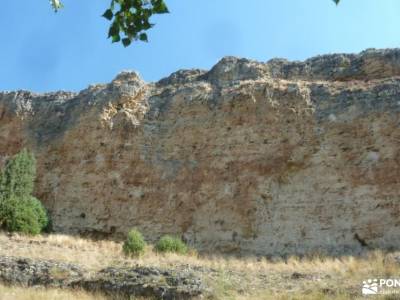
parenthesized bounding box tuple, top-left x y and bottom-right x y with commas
(1, 48, 400, 256)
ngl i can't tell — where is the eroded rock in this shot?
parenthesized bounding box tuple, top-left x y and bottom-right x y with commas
(1, 49, 400, 256)
(0, 256, 206, 299)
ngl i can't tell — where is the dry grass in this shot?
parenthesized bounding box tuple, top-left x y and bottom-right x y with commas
(0, 231, 399, 299)
(0, 232, 121, 270)
(0, 285, 151, 300)
(0, 284, 107, 300)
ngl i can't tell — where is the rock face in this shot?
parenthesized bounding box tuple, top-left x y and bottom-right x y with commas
(0, 256, 205, 299)
(1, 48, 400, 256)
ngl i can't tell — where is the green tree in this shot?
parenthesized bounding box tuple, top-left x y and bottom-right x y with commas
(0, 149, 49, 235)
(50, 0, 340, 47)
(0, 149, 36, 199)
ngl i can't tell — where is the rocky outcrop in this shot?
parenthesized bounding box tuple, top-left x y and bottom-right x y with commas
(1, 48, 400, 256)
(0, 256, 206, 299)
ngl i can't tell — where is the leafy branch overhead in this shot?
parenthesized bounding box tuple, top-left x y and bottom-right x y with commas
(50, 0, 341, 47)
(102, 0, 169, 47)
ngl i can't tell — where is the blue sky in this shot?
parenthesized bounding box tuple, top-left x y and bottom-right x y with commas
(1, 0, 399, 92)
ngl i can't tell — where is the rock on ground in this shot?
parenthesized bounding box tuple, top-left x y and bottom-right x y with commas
(0, 256, 206, 299)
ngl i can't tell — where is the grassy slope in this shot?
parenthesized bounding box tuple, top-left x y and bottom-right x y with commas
(0, 232, 399, 300)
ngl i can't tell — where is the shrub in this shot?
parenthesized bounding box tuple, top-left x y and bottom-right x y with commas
(123, 229, 146, 256)
(0, 196, 48, 235)
(0, 149, 49, 235)
(155, 235, 188, 254)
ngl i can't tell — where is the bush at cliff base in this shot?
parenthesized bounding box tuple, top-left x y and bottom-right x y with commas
(0, 149, 49, 235)
(155, 235, 188, 254)
(123, 229, 147, 256)
(0, 196, 48, 235)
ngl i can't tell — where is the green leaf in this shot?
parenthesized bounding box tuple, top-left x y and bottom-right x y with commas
(108, 23, 120, 38)
(153, 0, 169, 14)
(102, 9, 114, 21)
(122, 38, 132, 47)
(142, 20, 153, 30)
(333, 0, 340, 5)
(112, 34, 121, 43)
(139, 33, 148, 42)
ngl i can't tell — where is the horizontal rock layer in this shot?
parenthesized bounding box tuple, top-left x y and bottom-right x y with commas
(1, 48, 400, 256)
(0, 256, 205, 299)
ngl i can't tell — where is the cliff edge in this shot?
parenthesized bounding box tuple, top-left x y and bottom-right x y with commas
(1, 48, 400, 256)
